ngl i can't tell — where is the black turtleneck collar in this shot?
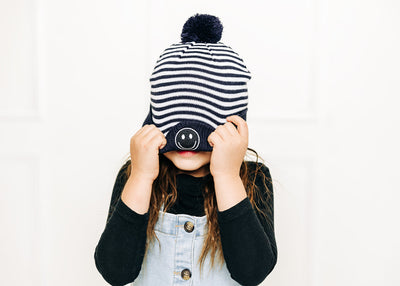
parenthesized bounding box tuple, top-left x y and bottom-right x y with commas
(166, 172, 212, 216)
(176, 172, 212, 181)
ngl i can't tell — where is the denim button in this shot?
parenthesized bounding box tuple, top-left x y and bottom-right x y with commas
(181, 268, 192, 280)
(184, 221, 194, 233)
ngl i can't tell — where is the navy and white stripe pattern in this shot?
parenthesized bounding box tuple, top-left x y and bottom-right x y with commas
(142, 41, 251, 153)
(149, 41, 251, 137)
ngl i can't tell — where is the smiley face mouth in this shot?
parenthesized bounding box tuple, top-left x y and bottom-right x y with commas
(177, 141, 198, 150)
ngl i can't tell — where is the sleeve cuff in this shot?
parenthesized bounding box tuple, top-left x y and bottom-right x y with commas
(217, 197, 253, 223)
(114, 197, 150, 224)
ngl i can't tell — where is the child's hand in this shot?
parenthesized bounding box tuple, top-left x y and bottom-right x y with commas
(207, 115, 248, 178)
(130, 124, 167, 182)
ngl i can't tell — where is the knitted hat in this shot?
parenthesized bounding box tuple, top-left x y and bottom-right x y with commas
(142, 13, 251, 154)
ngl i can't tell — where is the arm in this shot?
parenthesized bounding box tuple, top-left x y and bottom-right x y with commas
(94, 161, 151, 286)
(216, 162, 278, 286)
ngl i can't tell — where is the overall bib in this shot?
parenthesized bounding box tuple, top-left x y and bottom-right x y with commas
(131, 204, 242, 285)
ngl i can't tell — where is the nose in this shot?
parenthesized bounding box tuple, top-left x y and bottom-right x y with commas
(175, 127, 200, 150)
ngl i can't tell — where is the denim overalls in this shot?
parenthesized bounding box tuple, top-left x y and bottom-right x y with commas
(131, 203, 242, 285)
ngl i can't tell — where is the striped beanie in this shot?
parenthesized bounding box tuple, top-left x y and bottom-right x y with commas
(142, 13, 251, 154)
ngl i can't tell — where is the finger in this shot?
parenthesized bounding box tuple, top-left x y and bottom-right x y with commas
(154, 130, 167, 149)
(224, 121, 238, 136)
(214, 125, 230, 141)
(139, 124, 157, 137)
(208, 131, 223, 147)
(226, 115, 248, 139)
(135, 125, 148, 136)
(159, 135, 167, 149)
(207, 132, 214, 146)
(144, 131, 166, 149)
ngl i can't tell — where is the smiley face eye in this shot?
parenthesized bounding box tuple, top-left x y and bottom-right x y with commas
(189, 134, 193, 139)
(181, 134, 185, 140)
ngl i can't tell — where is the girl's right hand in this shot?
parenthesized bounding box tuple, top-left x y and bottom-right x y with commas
(129, 124, 167, 182)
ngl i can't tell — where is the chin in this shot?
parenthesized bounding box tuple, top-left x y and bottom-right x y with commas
(163, 150, 211, 172)
(173, 160, 204, 171)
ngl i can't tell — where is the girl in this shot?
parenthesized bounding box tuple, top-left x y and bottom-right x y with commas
(94, 14, 277, 286)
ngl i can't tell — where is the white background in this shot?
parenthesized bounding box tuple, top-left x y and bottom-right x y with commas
(1, 0, 399, 285)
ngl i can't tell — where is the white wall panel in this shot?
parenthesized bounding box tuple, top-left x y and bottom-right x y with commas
(263, 158, 315, 285)
(312, 1, 400, 285)
(0, 0, 39, 118)
(0, 156, 41, 285)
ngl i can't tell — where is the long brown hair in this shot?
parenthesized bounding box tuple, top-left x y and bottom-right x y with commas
(121, 147, 273, 276)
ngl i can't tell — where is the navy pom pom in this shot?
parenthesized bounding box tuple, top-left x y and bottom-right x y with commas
(181, 14, 223, 43)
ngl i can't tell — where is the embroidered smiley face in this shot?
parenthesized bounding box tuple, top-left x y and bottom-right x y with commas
(175, 127, 200, 150)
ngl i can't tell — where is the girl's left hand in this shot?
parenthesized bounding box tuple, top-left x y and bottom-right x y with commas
(207, 115, 249, 178)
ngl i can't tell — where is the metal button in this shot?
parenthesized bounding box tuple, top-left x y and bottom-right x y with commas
(181, 268, 192, 280)
(184, 221, 194, 233)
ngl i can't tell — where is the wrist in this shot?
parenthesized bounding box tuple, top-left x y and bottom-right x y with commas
(129, 173, 155, 185)
(213, 173, 241, 183)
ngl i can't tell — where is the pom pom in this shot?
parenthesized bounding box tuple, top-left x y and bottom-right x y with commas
(181, 14, 223, 43)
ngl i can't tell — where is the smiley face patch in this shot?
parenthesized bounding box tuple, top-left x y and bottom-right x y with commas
(174, 127, 200, 150)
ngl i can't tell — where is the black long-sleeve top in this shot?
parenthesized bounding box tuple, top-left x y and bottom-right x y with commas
(94, 161, 277, 286)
